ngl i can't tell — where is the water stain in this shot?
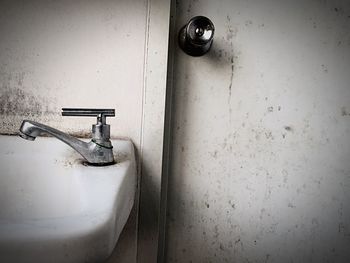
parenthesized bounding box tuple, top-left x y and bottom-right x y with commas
(228, 56, 234, 99)
(244, 20, 253, 26)
(284, 126, 294, 132)
(341, 106, 349, 116)
(334, 7, 345, 15)
(288, 202, 296, 208)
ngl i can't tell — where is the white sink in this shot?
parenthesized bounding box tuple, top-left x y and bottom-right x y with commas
(0, 135, 136, 263)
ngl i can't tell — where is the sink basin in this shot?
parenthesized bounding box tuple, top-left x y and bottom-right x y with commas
(0, 135, 136, 263)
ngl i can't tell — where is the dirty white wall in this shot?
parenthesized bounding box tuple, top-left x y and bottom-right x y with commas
(0, 0, 146, 146)
(166, 0, 350, 262)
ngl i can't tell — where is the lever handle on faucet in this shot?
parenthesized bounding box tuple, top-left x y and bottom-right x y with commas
(62, 108, 115, 124)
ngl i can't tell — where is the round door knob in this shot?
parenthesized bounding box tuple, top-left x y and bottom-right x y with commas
(178, 16, 215, 57)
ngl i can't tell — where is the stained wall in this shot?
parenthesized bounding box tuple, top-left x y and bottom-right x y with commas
(0, 0, 146, 147)
(166, 0, 350, 262)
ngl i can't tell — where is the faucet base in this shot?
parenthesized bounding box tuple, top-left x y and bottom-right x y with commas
(18, 131, 35, 141)
(82, 160, 116, 167)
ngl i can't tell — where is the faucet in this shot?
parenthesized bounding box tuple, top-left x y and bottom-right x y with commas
(19, 108, 115, 165)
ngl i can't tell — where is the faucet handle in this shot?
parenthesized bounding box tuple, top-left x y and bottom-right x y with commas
(62, 108, 115, 124)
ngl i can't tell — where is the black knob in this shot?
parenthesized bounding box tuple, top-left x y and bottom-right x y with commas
(178, 16, 215, 57)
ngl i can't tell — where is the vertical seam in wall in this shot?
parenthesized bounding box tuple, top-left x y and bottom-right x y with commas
(137, 0, 151, 262)
(157, 0, 176, 261)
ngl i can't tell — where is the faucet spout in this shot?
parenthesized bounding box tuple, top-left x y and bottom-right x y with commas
(19, 120, 114, 165)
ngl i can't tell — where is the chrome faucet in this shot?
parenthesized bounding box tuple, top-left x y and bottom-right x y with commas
(19, 108, 115, 165)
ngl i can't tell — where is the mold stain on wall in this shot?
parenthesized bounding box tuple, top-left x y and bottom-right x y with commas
(0, 72, 58, 134)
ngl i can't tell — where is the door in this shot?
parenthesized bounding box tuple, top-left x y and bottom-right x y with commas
(165, 0, 350, 262)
